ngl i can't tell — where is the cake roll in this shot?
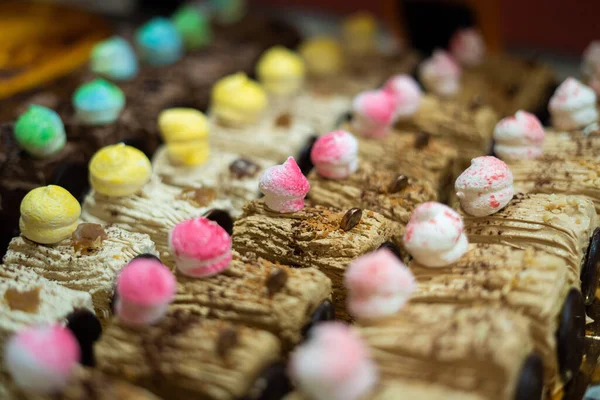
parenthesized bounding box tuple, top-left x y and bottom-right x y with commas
(461, 193, 598, 301)
(152, 108, 275, 217)
(233, 201, 400, 321)
(0, 265, 93, 357)
(3, 368, 162, 400)
(172, 251, 332, 350)
(357, 303, 542, 400)
(306, 132, 437, 256)
(3, 224, 156, 321)
(410, 243, 584, 390)
(95, 309, 284, 400)
(403, 94, 498, 169)
(80, 145, 234, 264)
(509, 157, 600, 214)
(543, 129, 600, 159)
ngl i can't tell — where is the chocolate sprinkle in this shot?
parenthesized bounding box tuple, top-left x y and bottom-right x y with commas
(414, 132, 430, 149)
(230, 158, 260, 179)
(275, 113, 292, 128)
(216, 327, 239, 358)
(388, 175, 409, 193)
(266, 268, 288, 296)
(340, 208, 363, 231)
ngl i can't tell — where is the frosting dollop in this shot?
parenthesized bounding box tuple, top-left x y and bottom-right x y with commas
(136, 17, 183, 66)
(169, 216, 233, 278)
(418, 49, 461, 97)
(158, 108, 210, 166)
(257, 46, 306, 96)
(116, 257, 176, 326)
(341, 12, 377, 56)
(449, 28, 486, 67)
(582, 41, 600, 79)
(89, 143, 152, 197)
(19, 185, 81, 245)
(14, 105, 66, 158)
(299, 36, 345, 78)
(403, 202, 468, 267)
(259, 157, 310, 213)
(310, 130, 359, 179)
(455, 156, 514, 217)
(171, 6, 211, 50)
(209, 0, 247, 24)
(383, 74, 422, 120)
(493, 110, 545, 161)
(4, 325, 80, 393)
(549, 77, 598, 131)
(73, 78, 125, 125)
(211, 72, 268, 126)
(90, 36, 138, 81)
(289, 322, 378, 400)
(351, 89, 397, 139)
(345, 248, 415, 318)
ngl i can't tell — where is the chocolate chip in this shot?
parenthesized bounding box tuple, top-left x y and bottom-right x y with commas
(557, 289, 585, 383)
(388, 175, 409, 193)
(229, 158, 260, 179)
(297, 136, 319, 176)
(514, 354, 543, 400)
(340, 208, 362, 231)
(414, 132, 430, 149)
(204, 209, 233, 236)
(275, 113, 292, 128)
(216, 327, 238, 358)
(132, 253, 161, 262)
(66, 309, 102, 367)
(378, 241, 404, 261)
(266, 268, 288, 296)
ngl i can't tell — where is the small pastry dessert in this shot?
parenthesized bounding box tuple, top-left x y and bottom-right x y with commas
(233, 158, 401, 320)
(351, 89, 397, 139)
(172, 5, 212, 51)
(418, 49, 461, 98)
(451, 29, 556, 119)
(4, 185, 157, 321)
(152, 108, 275, 216)
(135, 17, 184, 67)
(409, 243, 583, 392)
(493, 110, 545, 161)
(81, 144, 232, 264)
(549, 77, 598, 132)
(308, 131, 437, 253)
(383, 74, 423, 122)
(173, 251, 332, 349)
(95, 308, 284, 400)
(582, 41, 600, 96)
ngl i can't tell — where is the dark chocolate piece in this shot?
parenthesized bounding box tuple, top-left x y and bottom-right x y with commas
(66, 309, 102, 367)
(582, 228, 600, 306)
(216, 327, 239, 358)
(240, 361, 292, 400)
(301, 300, 335, 337)
(297, 135, 319, 176)
(132, 253, 162, 262)
(557, 289, 586, 383)
(230, 158, 260, 179)
(266, 268, 288, 296)
(414, 131, 430, 149)
(340, 208, 363, 232)
(387, 174, 409, 193)
(514, 353, 544, 400)
(378, 241, 404, 261)
(204, 209, 234, 236)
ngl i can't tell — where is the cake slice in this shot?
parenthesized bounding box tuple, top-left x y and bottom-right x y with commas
(2, 368, 162, 400)
(3, 224, 155, 321)
(397, 94, 498, 169)
(509, 157, 600, 214)
(410, 243, 583, 390)
(358, 303, 541, 400)
(233, 200, 400, 320)
(95, 309, 283, 400)
(353, 130, 459, 202)
(461, 193, 599, 303)
(173, 251, 332, 350)
(0, 265, 93, 353)
(152, 146, 274, 217)
(307, 159, 437, 256)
